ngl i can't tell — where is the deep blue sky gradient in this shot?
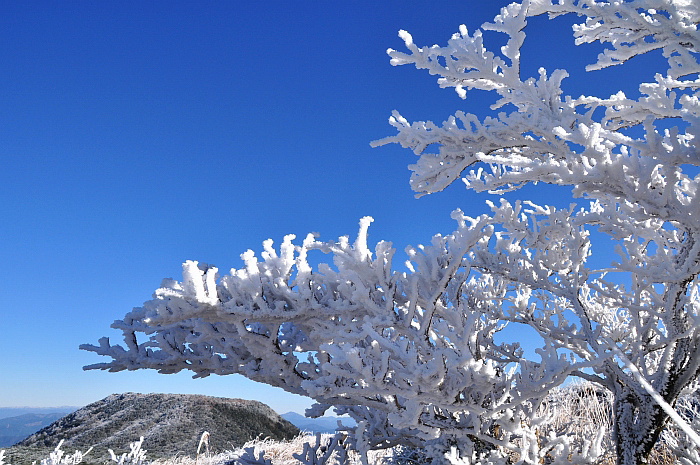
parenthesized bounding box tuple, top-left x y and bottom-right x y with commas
(0, 1, 666, 414)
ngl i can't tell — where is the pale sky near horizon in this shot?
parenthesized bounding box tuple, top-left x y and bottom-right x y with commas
(1, 1, 666, 415)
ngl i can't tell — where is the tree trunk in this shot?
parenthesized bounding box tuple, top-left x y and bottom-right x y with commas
(613, 388, 667, 465)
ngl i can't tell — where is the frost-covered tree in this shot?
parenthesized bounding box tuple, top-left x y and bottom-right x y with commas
(82, 1, 700, 464)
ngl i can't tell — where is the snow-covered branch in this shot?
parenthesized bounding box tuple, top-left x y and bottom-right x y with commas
(85, 1, 700, 464)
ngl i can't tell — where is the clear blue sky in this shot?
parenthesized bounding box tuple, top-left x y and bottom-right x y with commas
(0, 2, 664, 414)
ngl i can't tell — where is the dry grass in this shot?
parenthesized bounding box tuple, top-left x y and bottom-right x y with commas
(151, 433, 394, 465)
(540, 381, 697, 465)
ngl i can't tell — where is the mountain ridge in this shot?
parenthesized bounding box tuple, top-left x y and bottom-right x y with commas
(5, 393, 298, 464)
(0, 408, 79, 421)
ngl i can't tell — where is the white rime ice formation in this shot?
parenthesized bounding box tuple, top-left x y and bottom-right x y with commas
(82, 1, 700, 464)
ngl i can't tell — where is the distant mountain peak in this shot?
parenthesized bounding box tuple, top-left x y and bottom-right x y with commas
(0, 407, 80, 421)
(9, 393, 298, 463)
(0, 413, 70, 448)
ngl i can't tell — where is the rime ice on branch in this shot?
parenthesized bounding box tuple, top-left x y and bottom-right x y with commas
(83, 1, 700, 464)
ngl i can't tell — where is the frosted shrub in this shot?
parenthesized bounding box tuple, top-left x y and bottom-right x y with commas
(196, 431, 210, 464)
(540, 382, 614, 461)
(229, 434, 355, 465)
(152, 434, 387, 465)
(109, 437, 148, 465)
(83, 1, 700, 464)
(658, 389, 700, 465)
(34, 440, 92, 465)
(0, 441, 93, 465)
